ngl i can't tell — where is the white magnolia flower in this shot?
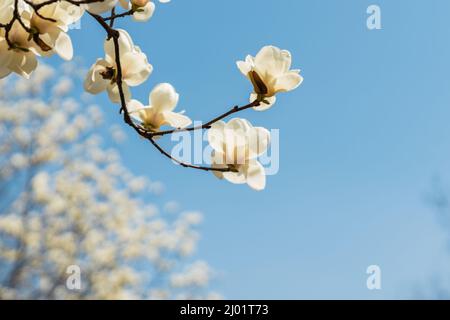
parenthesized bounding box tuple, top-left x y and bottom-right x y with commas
(128, 83, 191, 132)
(30, 1, 84, 60)
(84, 29, 152, 103)
(84, 0, 118, 14)
(237, 45, 303, 111)
(0, 14, 38, 79)
(208, 118, 270, 191)
(119, 0, 170, 22)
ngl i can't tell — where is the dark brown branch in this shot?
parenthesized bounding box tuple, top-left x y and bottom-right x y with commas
(104, 9, 134, 22)
(150, 100, 261, 137)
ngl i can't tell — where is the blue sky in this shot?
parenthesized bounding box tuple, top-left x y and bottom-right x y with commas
(62, 0, 450, 298)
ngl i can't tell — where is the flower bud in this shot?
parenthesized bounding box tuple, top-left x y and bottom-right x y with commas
(131, 0, 149, 7)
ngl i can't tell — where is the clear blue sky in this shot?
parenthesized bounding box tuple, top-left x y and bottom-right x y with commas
(62, 0, 450, 298)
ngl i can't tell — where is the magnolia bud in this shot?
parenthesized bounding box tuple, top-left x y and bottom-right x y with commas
(131, 0, 149, 7)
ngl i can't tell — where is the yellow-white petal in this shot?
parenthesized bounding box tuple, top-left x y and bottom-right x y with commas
(254, 45, 291, 78)
(85, 0, 118, 15)
(54, 31, 73, 61)
(133, 2, 155, 22)
(245, 160, 266, 191)
(107, 82, 131, 103)
(149, 83, 179, 112)
(9, 52, 38, 79)
(121, 50, 152, 86)
(83, 59, 109, 94)
(274, 71, 303, 93)
(128, 99, 146, 113)
(162, 111, 192, 129)
(236, 55, 253, 77)
(248, 127, 270, 157)
(104, 29, 134, 62)
(208, 121, 226, 153)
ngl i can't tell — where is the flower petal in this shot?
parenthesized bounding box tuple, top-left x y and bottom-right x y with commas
(248, 127, 270, 157)
(149, 83, 179, 112)
(223, 165, 247, 185)
(245, 160, 266, 191)
(104, 29, 134, 62)
(107, 82, 131, 103)
(121, 49, 152, 86)
(254, 45, 291, 77)
(83, 59, 109, 94)
(133, 2, 155, 22)
(162, 111, 192, 129)
(54, 31, 73, 61)
(128, 99, 146, 113)
(208, 121, 226, 153)
(274, 71, 303, 93)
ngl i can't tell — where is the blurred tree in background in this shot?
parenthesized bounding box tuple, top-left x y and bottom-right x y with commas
(0, 63, 218, 299)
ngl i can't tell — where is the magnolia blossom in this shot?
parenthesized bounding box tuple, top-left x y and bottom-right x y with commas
(0, 0, 83, 78)
(84, 29, 152, 103)
(237, 45, 303, 111)
(84, 0, 118, 14)
(119, 0, 171, 22)
(30, 1, 84, 60)
(208, 118, 270, 191)
(129, 83, 191, 132)
(0, 16, 38, 79)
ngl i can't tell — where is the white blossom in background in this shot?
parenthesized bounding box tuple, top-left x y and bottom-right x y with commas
(237, 45, 303, 111)
(0, 63, 218, 300)
(84, 29, 153, 103)
(208, 118, 270, 191)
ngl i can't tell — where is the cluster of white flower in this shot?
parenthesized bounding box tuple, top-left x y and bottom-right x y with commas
(0, 63, 218, 300)
(0, 0, 303, 191)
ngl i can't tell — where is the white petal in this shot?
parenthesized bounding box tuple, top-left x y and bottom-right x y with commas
(121, 50, 152, 86)
(274, 71, 303, 93)
(54, 31, 73, 61)
(149, 83, 179, 112)
(223, 165, 247, 185)
(104, 29, 134, 61)
(208, 121, 226, 153)
(236, 55, 255, 77)
(133, 2, 155, 22)
(210, 151, 226, 180)
(0, 66, 11, 79)
(162, 111, 192, 129)
(83, 59, 109, 94)
(85, 0, 118, 14)
(254, 45, 291, 77)
(10, 52, 38, 79)
(128, 99, 146, 113)
(225, 118, 251, 133)
(248, 127, 270, 157)
(107, 82, 131, 103)
(245, 160, 266, 191)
